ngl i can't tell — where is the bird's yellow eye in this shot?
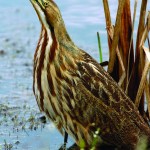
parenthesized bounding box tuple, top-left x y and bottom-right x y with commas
(43, 1, 49, 7)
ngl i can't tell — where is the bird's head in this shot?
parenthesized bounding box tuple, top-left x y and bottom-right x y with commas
(30, 0, 72, 41)
(30, 0, 63, 28)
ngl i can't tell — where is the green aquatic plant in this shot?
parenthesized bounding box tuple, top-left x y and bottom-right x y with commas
(97, 32, 103, 63)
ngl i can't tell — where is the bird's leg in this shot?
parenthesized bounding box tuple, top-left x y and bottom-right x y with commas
(64, 131, 68, 149)
(59, 131, 68, 150)
(67, 143, 79, 150)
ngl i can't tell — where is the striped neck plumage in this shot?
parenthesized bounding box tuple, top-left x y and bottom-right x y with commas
(30, 0, 72, 43)
(39, 26, 57, 63)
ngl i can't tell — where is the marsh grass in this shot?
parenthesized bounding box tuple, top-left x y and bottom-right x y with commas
(84, 0, 150, 149)
(97, 32, 103, 63)
(102, 0, 150, 122)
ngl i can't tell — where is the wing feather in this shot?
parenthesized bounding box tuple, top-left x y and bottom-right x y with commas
(77, 52, 133, 110)
(73, 52, 150, 146)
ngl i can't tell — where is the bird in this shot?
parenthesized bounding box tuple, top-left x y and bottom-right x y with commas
(30, 0, 150, 149)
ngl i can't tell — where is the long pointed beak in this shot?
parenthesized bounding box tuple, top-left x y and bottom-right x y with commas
(30, 0, 45, 10)
(30, 0, 50, 30)
(30, 0, 45, 25)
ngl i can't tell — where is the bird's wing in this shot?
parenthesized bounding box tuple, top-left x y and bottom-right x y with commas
(76, 52, 130, 107)
(73, 52, 150, 145)
(69, 51, 150, 147)
(75, 51, 149, 127)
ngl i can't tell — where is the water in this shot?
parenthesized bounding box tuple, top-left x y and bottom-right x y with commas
(0, 0, 148, 149)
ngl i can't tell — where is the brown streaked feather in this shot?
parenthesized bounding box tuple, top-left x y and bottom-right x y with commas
(74, 82, 140, 147)
(31, 0, 150, 149)
(34, 28, 47, 111)
(74, 51, 150, 146)
(47, 66, 56, 97)
(49, 28, 57, 63)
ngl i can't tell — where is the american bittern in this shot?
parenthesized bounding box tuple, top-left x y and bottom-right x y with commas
(30, 0, 150, 149)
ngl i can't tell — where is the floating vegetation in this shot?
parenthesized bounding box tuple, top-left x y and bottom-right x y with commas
(0, 102, 47, 149)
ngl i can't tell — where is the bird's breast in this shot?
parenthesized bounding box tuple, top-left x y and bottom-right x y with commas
(33, 29, 81, 130)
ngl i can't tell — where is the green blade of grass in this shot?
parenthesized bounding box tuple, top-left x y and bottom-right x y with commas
(97, 32, 103, 63)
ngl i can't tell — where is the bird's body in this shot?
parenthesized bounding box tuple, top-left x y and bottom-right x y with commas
(31, 0, 150, 149)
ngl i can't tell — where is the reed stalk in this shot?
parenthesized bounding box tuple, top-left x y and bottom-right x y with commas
(102, 0, 150, 120)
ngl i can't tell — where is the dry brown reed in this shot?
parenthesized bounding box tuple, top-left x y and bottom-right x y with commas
(102, 0, 150, 121)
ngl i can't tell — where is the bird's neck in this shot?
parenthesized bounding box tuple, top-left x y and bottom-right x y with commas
(39, 24, 72, 62)
(53, 22, 72, 43)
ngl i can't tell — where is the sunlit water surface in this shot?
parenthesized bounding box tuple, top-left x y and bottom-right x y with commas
(0, 0, 146, 149)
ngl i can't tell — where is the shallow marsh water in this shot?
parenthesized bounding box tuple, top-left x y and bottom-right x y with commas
(0, 0, 146, 149)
